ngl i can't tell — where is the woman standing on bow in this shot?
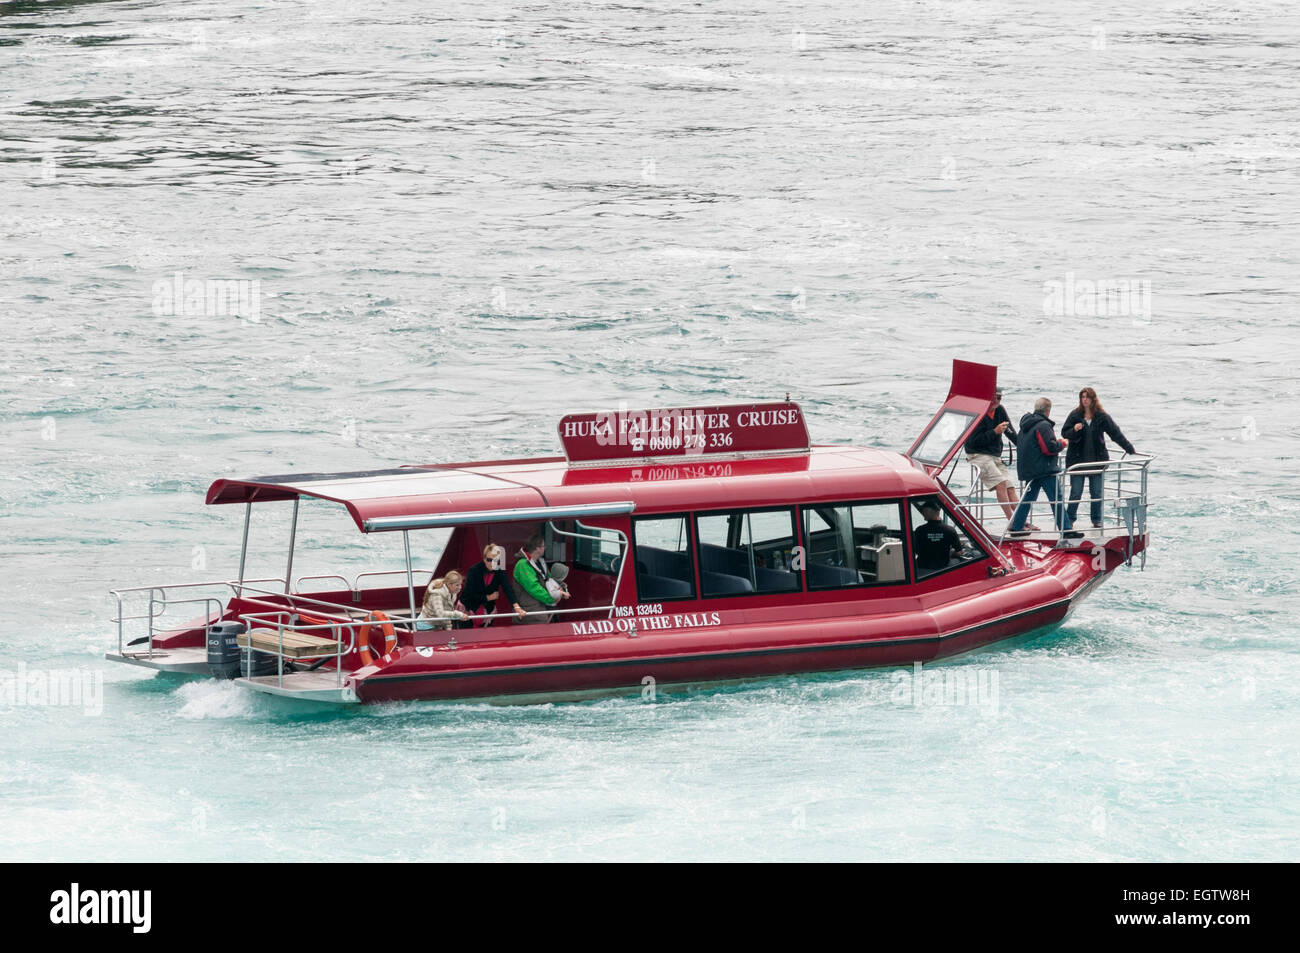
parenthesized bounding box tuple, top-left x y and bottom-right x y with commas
(1060, 387, 1137, 529)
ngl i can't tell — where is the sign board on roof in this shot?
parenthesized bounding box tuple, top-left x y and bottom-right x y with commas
(558, 402, 809, 465)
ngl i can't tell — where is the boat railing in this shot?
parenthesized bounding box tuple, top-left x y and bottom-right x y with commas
(292, 568, 436, 601)
(110, 576, 379, 659)
(233, 596, 621, 681)
(235, 610, 362, 689)
(293, 574, 351, 593)
(111, 556, 627, 663)
(353, 569, 436, 592)
(952, 453, 1153, 567)
(110, 577, 286, 658)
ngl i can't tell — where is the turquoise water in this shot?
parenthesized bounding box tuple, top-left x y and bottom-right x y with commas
(2, 0, 1298, 861)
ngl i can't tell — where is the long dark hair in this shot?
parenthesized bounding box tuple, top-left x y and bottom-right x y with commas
(1075, 386, 1106, 417)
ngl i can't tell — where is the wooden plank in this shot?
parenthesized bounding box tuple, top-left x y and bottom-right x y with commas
(237, 628, 341, 657)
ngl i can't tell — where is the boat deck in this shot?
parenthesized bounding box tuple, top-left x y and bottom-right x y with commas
(105, 646, 210, 674)
(237, 670, 358, 703)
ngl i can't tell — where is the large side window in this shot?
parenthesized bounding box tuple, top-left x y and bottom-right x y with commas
(909, 498, 987, 580)
(802, 501, 908, 589)
(632, 515, 696, 601)
(569, 521, 623, 575)
(695, 508, 800, 597)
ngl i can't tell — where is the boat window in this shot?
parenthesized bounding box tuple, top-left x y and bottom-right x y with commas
(695, 508, 800, 597)
(802, 501, 908, 588)
(911, 409, 977, 466)
(632, 516, 696, 601)
(909, 498, 987, 580)
(569, 523, 623, 575)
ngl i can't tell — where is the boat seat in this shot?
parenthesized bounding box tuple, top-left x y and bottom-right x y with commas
(238, 628, 342, 658)
(701, 544, 797, 592)
(636, 574, 693, 600)
(700, 571, 753, 595)
(808, 563, 860, 587)
(699, 543, 748, 576)
(755, 568, 799, 591)
(636, 545, 690, 579)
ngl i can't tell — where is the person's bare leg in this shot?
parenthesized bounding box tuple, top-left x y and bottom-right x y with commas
(996, 482, 1017, 521)
(998, 482, 1036, 528)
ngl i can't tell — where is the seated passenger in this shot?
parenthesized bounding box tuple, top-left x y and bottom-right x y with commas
(912, 500, 964, 573)
(514, 534, 569, 624)
(461, 544, 527, 627)
(416, 571, 468, 631)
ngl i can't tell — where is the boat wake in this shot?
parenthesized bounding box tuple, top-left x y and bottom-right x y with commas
(174, 680, 256, 720)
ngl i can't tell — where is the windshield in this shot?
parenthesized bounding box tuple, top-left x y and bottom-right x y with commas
(910, 410, 977, 466)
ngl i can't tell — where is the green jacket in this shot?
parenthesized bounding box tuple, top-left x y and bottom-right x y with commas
(513, 555, 555, 606)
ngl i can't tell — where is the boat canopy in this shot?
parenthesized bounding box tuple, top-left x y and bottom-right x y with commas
(205, 444, 938, 533)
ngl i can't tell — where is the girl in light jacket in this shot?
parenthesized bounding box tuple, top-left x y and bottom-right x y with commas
(417, 571, 467, 630)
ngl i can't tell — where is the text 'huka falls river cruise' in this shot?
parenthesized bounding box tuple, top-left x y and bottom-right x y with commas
(107, 361, 1153, 705)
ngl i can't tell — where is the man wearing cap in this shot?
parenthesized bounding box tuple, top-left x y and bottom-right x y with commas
(963, 387, 1031, 526)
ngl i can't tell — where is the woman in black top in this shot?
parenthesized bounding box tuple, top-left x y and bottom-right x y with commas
(459, 543, 526, 626)
(1061, 387, 1137, 527)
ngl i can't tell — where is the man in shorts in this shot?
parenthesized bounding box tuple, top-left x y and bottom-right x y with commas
(964, 387, 1034, 527)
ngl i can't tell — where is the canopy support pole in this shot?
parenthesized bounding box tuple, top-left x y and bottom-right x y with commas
(403, 530, 417, 621)
(237, 502, 252, 595)
(284, 497, 299, 595)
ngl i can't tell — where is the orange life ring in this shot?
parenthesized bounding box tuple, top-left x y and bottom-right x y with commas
(358, 611, 397, 666)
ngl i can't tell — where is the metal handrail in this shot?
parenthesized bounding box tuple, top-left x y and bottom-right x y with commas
(547, 519, 629, 620)
(238, 611, 362, 689)
(235, 594, 362, 624)
(953, 453, 1152, 566)
(226, 580, 372, 617)
(353, 569, 435, 590)
(113, 594, 223, 658)
(293, 574, 350, 593)
(110, 576, 285, 598)
(110, 556, 626, 666)
(461, 601, 621, 625)
(111, 577, 353, 657)
(959, 454, 1151, 514)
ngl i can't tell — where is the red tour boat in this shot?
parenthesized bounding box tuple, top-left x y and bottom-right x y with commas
(107, 360, 1152, 704)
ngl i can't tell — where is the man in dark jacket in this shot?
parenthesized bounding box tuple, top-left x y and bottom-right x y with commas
(1008, 398, 1080, 537)
(963, 387, 1024, 521)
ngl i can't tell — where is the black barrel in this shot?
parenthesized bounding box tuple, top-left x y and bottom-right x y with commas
(207, 621, 245, 679)
(240, 634, 281, 678)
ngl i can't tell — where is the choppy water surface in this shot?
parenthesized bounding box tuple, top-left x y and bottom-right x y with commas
(2, 0, 1298, 860)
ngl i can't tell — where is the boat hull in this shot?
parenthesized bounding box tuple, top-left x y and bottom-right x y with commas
(351, 598, 1070, 704)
